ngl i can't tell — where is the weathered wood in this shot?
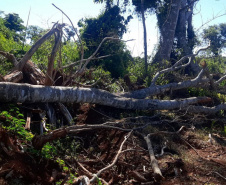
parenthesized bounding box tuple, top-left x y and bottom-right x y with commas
(25, 111, 31, 130)
(0, 82, 211, 111)
(23, 60, 45, 85)
(3, 70, 23, 82)
(16, 24, 58, 71)
(57, 103, 74, 125)
(144, 134, 163, 179)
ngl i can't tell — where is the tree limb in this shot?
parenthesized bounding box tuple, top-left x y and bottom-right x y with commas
(151, 42, 210, 85)
(0, 82, 211, 110)
(144, 134, 163, 179)
(16, 23, 59, 71)
(62, 54, 112, 69)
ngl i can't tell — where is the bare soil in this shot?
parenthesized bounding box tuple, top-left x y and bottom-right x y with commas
(0, 104, 225, 185)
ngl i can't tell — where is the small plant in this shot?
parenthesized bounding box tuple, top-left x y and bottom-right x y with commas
(0, 105, 34, 141)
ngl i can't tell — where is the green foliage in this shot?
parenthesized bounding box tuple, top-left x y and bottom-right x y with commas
(78, 5, 132, 78)
(28, 27, 80, 72)
(203, 23, 226, 56)
(52, 136, 82, 158)
(41, 142, 57, 159)
(132, 0, 157, 14)
(2, 13, 25, 42)
(91, 66, 122, 92)
(0, 17, 20, 51)
(127, 58, 146, 83)
(61, 41, 80, 67)
(127, 57, 170, 87)
(31, 33, 54, 67)
(0, 104, 33, 141)
(4, 13, 25, 32)
(0, 16, 25, 75)
(196, 57, 226, 76)
(26, 25, 44, 44)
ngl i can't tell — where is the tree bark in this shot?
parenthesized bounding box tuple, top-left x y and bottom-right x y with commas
(45, 29, 62, 86)
(141, 0, 148, 75)
(176, 0, 188, 55)
(0, 82, 211, 110)
(154, 0, 181, 63)
(16, 25, 58, 71)
(144, 134, 163, 179)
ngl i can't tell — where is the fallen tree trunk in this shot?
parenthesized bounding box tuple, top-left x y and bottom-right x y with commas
(0, 82, 211, 110)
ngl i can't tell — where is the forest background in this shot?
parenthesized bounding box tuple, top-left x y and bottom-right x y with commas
(0, 0, 226, 184)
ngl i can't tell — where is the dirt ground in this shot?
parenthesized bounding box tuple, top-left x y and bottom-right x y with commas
(0, 104, 225, 185)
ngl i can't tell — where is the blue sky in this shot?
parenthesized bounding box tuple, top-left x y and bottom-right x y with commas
(0, 0, 225, 57)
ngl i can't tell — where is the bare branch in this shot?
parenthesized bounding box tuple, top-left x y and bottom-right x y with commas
(144, 134, 163, 179)
(151, 42, 210, 85)
(45, 26, 63, 85)
(215, 74, 226, 84)
(196, 11, 226, 31)
(90, 131, 132, 183)
(183, 103, 226, 114)
(52, 3, 84, 61)
(151, 57, 192, 85)
(16, 23, 58, 71)
(122, 69, 208, 99)
(0, 51, 18, 66)
(62, 54, 112, 69)
(76, 37, 120, 75)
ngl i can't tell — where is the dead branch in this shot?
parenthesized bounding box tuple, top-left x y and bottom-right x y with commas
(45, 25, 63, 86)
(151, 42, 210, 85)
(215, 74, 226, 84)
(75, 37, 120, 76)
(196, 11, 226, 31)
(90, 131, 132, 183)
(182, 103, 226, 114)
(62, 54, 112, 69)
(3, 71, 23, 83)
(16, 23, 59, 71)
(151, 57, 192, 85)
(57, 103, 74, 125)
(144, 134, 163, 180)
(122, 69, 209, 99)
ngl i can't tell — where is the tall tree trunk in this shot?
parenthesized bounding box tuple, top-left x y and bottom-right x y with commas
(141, 0, 148, 76)
(154, 0, 181, 63)
(187, 0, 200, 74)
(176, 0, 188, 55)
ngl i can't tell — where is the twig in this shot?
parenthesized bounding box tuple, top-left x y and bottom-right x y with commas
(212, 171, 226, 180)
(62, 54, 112, 69)
(76, 37, 119, 75)
(196, 12, 226, 31)
(90, 131, 132, 183)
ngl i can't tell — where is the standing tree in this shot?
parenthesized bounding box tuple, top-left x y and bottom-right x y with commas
(132, 0, 157, 76)
(203, 23, 226, 56)
(4, 13, 25, 32)
(3, 13, 25, 42)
